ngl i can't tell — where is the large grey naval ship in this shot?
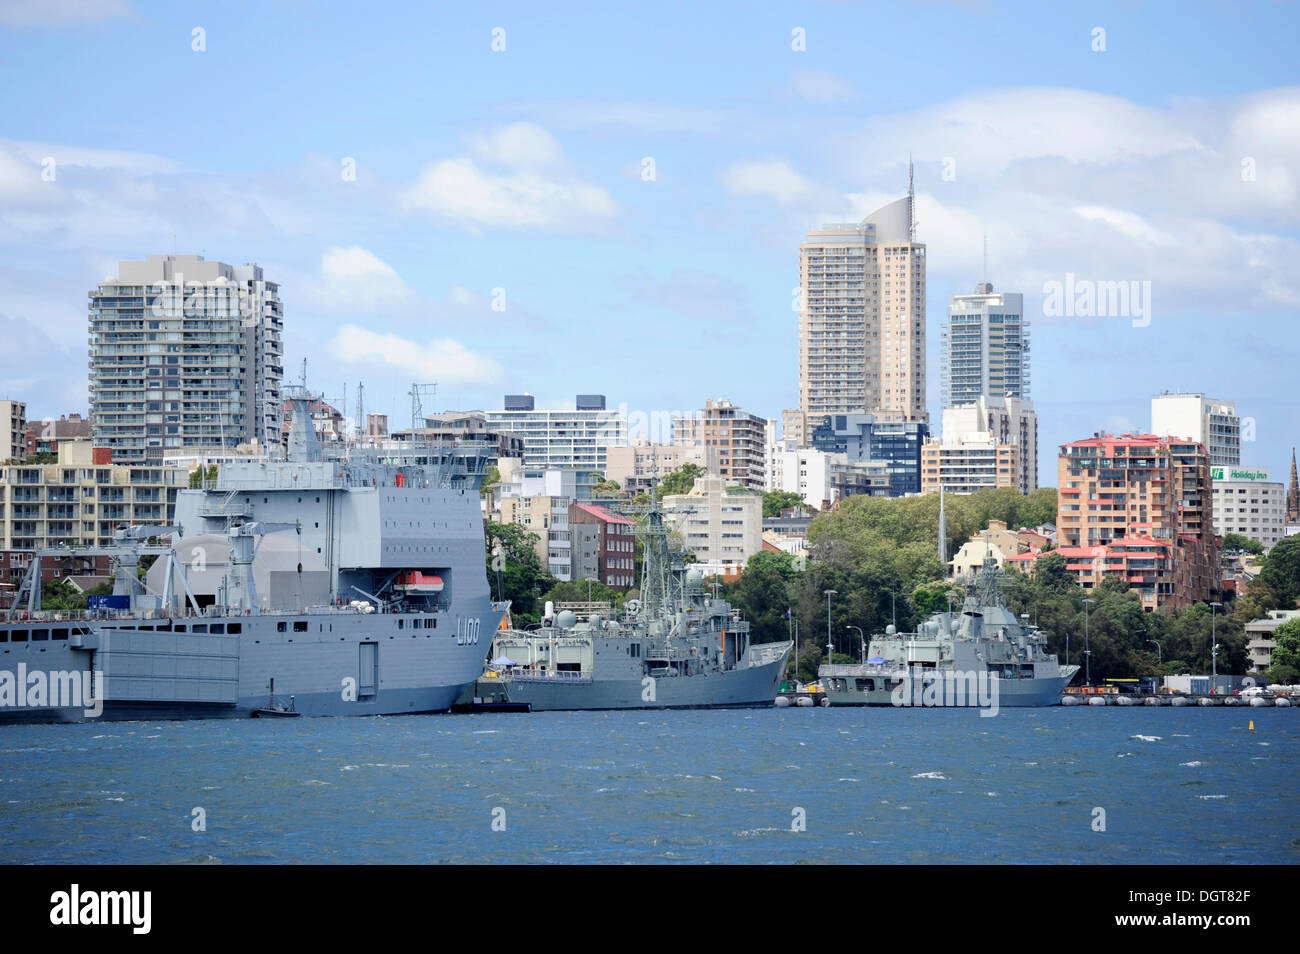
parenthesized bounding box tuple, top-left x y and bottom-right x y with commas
(0, 388, 505, 723)
(466, 490, 792, 710)
(819, 556, 1078, 708)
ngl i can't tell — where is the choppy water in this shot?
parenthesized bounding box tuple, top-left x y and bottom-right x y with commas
(1, 708, 1296, 864)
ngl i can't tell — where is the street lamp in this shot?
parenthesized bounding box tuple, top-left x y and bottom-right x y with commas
(824, 589, 837, 665)
(1082, 598, 1096, 686)
(847, 625, 864, 663)
(1210, 601, 1223, 694)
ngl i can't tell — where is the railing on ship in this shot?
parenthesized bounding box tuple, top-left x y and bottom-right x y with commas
(498, 668, 594, 684)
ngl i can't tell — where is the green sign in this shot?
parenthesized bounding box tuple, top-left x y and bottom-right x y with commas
(1211, 467, 1269, 482)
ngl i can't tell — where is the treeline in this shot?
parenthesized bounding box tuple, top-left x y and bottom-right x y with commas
(717, 489, 1300, 686)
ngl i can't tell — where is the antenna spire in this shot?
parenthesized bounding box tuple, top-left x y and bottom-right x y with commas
(907, 154, 916, 243)
(983, 235, 988, 283)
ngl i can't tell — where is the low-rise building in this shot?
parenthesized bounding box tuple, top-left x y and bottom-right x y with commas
(604, 441, 710, 495)
(570, 502, 636, 589)
(1244, 609, 1300, 674)
(0, 440, 185, 550)
(663, 476, 763, 567)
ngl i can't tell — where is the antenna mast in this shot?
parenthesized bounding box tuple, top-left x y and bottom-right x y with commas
(908, 155, 916, 243)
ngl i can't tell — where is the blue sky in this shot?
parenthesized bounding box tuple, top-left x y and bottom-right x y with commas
(1, 0, 1297, 487)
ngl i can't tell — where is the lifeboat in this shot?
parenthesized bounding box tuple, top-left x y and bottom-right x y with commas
(394, 571, 444, 594)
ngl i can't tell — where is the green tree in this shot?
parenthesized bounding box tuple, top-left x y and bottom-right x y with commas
(540, 579, 625, 608)
(1221, 533, 1264, 556)
(657, 463, 705, 498)
(1259, 536, 1300, 609)
(188, 464, 218, 489)
(762, 490, 806, 518)
(591, 477, 622, 497)
(484, 521, 554, 627)
(728, 551, 800, 645)
(1265, 618, 1300, 684)
(479, 465, 500, 498)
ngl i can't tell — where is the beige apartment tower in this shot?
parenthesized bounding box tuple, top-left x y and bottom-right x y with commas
(793, 174, 927, 445)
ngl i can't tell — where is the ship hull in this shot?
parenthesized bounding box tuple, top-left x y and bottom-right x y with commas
(479, 651, 789, 711)
(0, 599, 501, 724)
(824, 671, 1074, 708)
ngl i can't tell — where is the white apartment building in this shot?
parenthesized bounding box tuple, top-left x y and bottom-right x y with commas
(662, 476, 763, 566)
(941, 281, 1029, 407)
(793, 179, 927, 444)
(1211, 467, 1287, 549)
(0, 440, 186, 549)
(486, 394, 627, 473)
(1, 400, 26, 462)
(1151, 392, 1240, 467)
(932, 396, 1038, 494)
(89, 254, 284, 463)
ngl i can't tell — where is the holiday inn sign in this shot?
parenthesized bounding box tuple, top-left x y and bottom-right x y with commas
(1211, 467, 1270, 481)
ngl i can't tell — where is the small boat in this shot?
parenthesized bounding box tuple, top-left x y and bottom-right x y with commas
(251, 678, 301, 718)
(450, 701, 532, 714)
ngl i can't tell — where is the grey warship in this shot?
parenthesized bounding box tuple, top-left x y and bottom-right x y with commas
(819, 556, 1078, 708)
(468, 489, 791, 710)
(0, 388, 505, 723)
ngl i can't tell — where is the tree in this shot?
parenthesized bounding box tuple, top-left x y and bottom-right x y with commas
(484, 521, 554, 627)
(188, 464, 218, 489)
(1259, 536, 1300, 609)
(479, 465, 500, 498)
(657, 463, 705, 498)
(591, 478, 622, 497)
(540, 579, 625, 608)
(728, 551, 800, 644)
(1222, 533, 1264, 557)
(762, 490, 806, 518)
(1265, 618, 1300, 684)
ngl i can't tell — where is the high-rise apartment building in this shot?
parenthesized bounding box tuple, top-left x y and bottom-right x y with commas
(672, 398, 766, 491)
(941, 282, 1028, 407)
(792, 176, 926, 444)
(921, 396, 1037, 495)
(486, 394, 627, 474)
(0, 401, 26, 462)
(1150, 392, 1240, 467)
(89, 254, 284, 463)
(1055, 434, 1217, 610)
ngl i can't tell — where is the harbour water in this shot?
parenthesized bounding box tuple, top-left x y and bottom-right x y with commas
(2, 708, 1296, 864)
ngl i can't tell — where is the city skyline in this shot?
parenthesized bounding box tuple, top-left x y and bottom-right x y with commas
(1, 1, 1297, 489)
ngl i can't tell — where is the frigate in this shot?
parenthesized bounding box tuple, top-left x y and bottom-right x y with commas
(0, 388, 505, 723)
(819, 556, 1078, 708)
(466, 487, 791, 710)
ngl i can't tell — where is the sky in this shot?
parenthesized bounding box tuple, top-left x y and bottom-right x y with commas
(0, 0, 1297, 488)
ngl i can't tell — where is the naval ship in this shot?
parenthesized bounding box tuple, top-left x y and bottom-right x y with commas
(466, 490, 792, 710)
(819, 556, 1078, 708)
(0, 388, 505, 723)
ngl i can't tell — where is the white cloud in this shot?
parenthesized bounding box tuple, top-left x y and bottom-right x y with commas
(465, 122, 566, 170)
(399, 124, 618, 233)
(300, 246, 412, 313)
(327, 325, 502, 386)
(0, 0, 132, 27)
(721, 158, 819, 205)
(787, 71, 858, 105)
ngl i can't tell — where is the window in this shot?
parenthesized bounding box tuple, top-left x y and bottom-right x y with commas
(277, 621, 287, 633)
(293, 621, 308, 632)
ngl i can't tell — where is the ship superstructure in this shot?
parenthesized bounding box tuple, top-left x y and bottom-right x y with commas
(0, 389, 505, 722)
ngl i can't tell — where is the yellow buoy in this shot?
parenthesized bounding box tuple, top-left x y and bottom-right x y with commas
(1249, 720, 1255, 730)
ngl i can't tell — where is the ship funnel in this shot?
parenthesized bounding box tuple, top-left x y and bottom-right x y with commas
(963, 611, 984, 641)
(284, 385, 322, 463)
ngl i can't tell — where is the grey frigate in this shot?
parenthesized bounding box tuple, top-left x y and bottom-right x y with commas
(819, 556, 1078, 708)
(467, 489, 791, 710)
(0, 388, 505, 723)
